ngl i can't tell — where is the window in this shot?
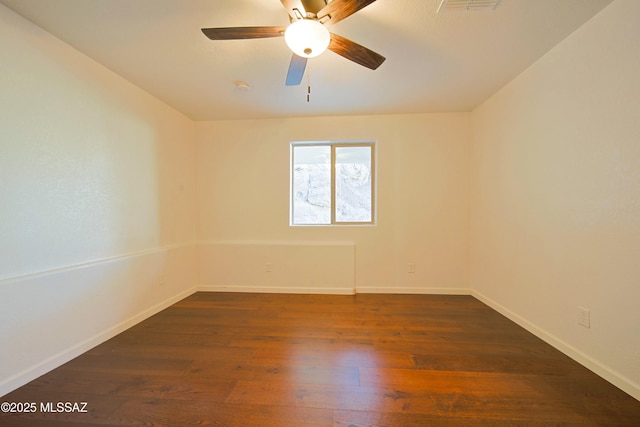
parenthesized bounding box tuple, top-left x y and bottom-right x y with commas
(291, 141, 375, 225)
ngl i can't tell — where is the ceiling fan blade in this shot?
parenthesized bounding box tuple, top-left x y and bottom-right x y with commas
(201, 26, 285, 40)
(328, 33, 385, 70)
(317, 0, 378, 25)
(286, 54, 308, 86)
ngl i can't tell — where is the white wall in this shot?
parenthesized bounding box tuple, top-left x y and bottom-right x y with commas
(0, 5, 197, 396)
(196, 113, 471, 294)
(470, 0, 640, 399)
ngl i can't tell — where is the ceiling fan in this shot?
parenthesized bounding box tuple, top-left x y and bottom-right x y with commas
(201, 0, 386, 86)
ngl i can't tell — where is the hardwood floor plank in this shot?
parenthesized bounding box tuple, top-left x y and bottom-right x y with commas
(411, 351, 579, 375)
(109, 399, 335, 427)
(6, 368, 236, 404)
(332, 409, 589, 427)
(225, 380, 402, 412)
(185, 358, 360, 387)
(252, 345, 415, 370)
(230, 334, 375, 350)
(51, 352, 193, 376)
(359, 367, 543, 396)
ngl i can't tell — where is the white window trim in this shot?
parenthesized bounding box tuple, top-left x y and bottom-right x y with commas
(290, 140, 376, 226)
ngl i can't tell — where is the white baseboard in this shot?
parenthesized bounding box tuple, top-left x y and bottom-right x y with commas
(198, 285, 471, 296)
(0, 287, 197, 398)
(471, 290, 640, 401)
(356, 286, 471, 295)
(197, 285, 356, 295)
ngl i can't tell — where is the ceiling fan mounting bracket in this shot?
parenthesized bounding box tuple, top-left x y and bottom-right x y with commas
(317, 14, 331, 24)
(292, 10, 324, 22)
(292, 8, 306, 20)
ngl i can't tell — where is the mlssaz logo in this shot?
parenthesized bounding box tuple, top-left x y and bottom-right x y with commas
(40, 402, 88, 413)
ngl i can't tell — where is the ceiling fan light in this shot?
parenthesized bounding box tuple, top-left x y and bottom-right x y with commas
(284, 19, 330, 58)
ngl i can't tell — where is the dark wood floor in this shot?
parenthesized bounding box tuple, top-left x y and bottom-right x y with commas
(1, 292, 639, 426)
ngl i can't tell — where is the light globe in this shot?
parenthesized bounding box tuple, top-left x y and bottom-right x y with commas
(284, 19, 330, 58)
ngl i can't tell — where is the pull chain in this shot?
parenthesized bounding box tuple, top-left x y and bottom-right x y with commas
(306, 62, 311, 103)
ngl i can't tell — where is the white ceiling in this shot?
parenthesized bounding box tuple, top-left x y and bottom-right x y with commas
(1, 0, 612, 121)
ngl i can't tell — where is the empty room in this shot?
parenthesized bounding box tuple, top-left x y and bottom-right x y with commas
(1, 0, 639, 425)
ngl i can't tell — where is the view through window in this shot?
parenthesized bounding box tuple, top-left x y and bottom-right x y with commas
(291, 141, 375, 225)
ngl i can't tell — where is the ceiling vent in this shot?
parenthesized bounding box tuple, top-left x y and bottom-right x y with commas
(437, 0, 501, 13)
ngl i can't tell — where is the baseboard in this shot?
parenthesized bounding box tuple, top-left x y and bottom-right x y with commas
(197, 285, 356, 295)
(198, 285, 472, 296)
(471, 290, 640, 401)
(356, 286, 472, 295)
(0, 286, 197, 398)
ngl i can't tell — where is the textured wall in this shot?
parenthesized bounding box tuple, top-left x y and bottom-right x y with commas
(0, 4, 197, 395)
(195, 113, 471, 294)
(471, 0, 640, 399)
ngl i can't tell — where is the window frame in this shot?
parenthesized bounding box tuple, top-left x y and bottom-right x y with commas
(290, 140, 376, 226)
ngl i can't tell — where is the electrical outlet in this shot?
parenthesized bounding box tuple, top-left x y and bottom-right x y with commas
(408, 263, 416, 273)
(266, 262, 272, 273)
(578, 306, 590, 328)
